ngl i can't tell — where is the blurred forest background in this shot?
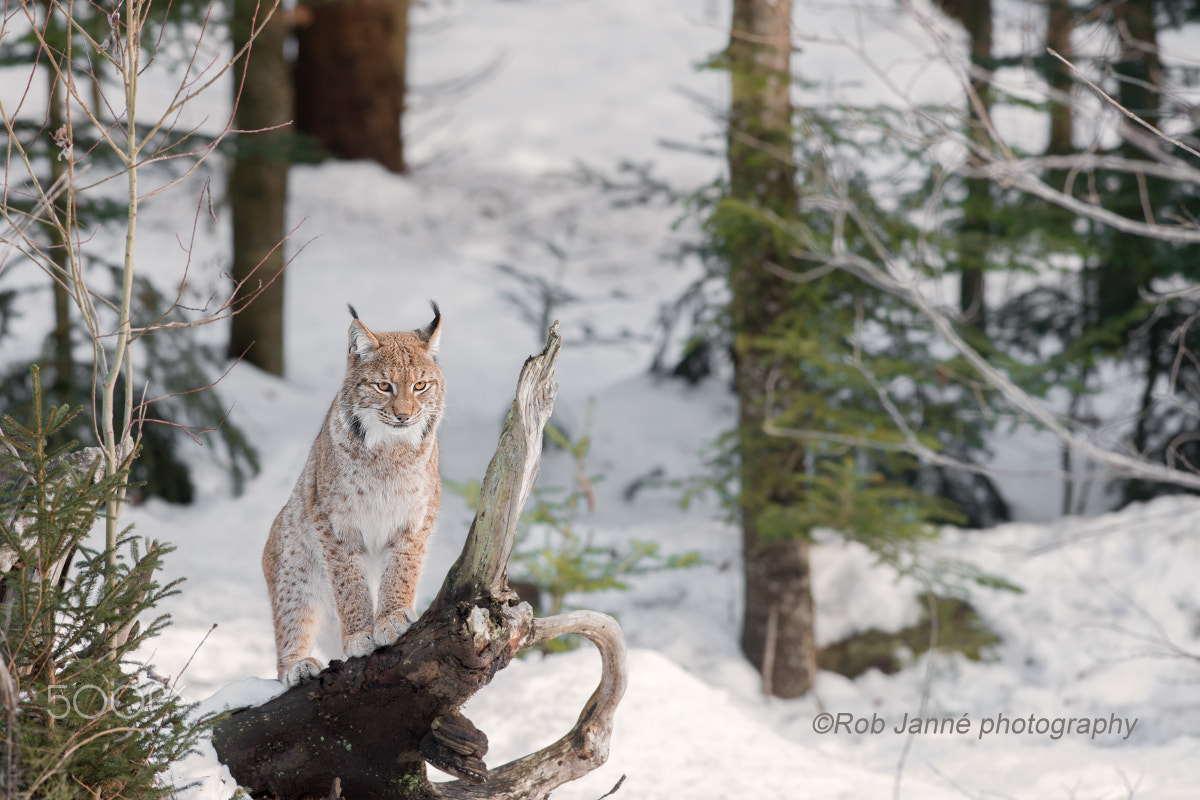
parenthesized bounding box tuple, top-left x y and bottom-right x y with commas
(2, 0, 1200, 715)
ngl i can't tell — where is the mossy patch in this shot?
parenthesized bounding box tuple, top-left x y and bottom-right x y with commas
(389, 768, 432, 799)
(818, 593, 1000, 679)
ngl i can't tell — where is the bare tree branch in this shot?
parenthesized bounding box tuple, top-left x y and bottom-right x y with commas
(764, 193, 1200, 493)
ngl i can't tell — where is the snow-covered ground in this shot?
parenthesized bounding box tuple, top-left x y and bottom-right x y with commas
(4, 0, 1200, 797)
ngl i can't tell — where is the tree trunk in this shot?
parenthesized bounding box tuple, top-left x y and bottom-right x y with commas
(1093, 0, 1160, 325)
(943, 0, 993, 330)
(227, 0, 291, 376)
(1046, 0, 1080, 518)
(212, 325, 628, 800)
(293, 0, 410, 173)
(726, 0, 818, 700)
(38, 0, 75, 406)
(1045, 0, 1073, 159)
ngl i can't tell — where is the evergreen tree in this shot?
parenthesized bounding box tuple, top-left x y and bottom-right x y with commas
(714, 0, 994, 699)
(0, 0, 261, 503)
(0, 0, 261, 502)
(0, 372, 213, 799)
(991, 0, 1200, 509)
(1088, 0, 1200, 503)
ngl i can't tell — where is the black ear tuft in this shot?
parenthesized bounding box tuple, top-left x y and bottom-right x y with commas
(418, 300, 442, 354)
(347, 306, 378, 359)
(419, 300, 441, 343)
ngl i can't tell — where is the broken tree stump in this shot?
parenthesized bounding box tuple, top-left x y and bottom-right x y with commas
(212, 323, 628, 799)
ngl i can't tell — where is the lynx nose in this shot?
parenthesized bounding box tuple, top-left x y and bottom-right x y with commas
(394, 412, 412, 425)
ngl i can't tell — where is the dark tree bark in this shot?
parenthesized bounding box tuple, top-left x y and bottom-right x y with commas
(1044, 0, 1082, 518)
(1094, 0, 1160, 326)
(1045, 0, 1073, 159)
(38, 0, 75, 405)
(212, 325, 628, 800)
(726, 0, 818, 701)
(227, 0, 291, 376)
(1085, 0, 1162, 466)
(293, 0, 410, 173)
(940, 0, 993, 330)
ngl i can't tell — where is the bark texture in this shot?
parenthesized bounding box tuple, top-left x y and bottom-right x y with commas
(726, 0, 819, 700)
(1045, 0, 1073, 158)
(44, 52, 75, 405)
(941, 0, 993, 330)
(293, 0, 410, 173)
(213, 324, 627, 799)
(1095, 0, 1160, 325)
(228, 0, 291, 376)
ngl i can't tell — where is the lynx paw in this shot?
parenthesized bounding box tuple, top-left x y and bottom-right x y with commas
(374, 608, 419, 648)
(282, 657, 324, 687)
(343, 628, 377, 659)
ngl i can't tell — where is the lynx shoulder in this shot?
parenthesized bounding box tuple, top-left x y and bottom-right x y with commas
(263, 303, 445, 686)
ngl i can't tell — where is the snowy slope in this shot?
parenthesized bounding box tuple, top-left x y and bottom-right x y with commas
(3, 0, 1199, 797)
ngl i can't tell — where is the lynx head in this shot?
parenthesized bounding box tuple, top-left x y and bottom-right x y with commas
(341, 302, 444, 449)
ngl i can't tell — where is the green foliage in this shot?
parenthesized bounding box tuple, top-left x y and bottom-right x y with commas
(629, 96, 1021, 597)
(756, 458, 962, 566)
(986, 87, 1200, 510)
(0, 370, 213, 799)
(713, 113, 1001, 515)
(676, 104, 1011, 532)
(954, 3, 1200, 511)
(447, 411, 701, 651)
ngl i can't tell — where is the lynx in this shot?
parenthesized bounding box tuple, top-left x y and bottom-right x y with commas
(263, 303, 444, 686)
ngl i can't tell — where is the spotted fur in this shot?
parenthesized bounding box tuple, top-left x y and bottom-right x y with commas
(263, 303, 444, 686)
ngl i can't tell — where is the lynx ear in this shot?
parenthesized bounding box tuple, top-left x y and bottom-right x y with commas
(417, 300, 442, 356)
(347, 305, 380, 361)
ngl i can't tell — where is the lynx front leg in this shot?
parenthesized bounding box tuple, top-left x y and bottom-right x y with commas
(374, 515, 434, 647)
(319, 528, 378, 659)
(263, 524, 325, 686)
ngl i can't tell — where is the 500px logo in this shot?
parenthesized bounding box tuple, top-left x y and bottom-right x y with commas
(45, 682, 180, 720)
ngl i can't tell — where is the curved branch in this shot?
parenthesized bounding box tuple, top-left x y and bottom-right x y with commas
(432, 610, 628, 800)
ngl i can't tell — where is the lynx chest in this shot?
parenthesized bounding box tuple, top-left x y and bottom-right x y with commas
(324, 453, 434, 553)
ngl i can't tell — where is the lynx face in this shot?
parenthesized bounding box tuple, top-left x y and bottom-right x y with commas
(343, 305, 445, 450)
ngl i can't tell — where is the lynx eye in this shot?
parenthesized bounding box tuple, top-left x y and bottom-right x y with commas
(412, 380, 429, 392)
(373, 381, 393, 394)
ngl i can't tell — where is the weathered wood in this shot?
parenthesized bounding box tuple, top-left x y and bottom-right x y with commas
(431, 611, 627, 800)
(421, 709, 489, 784)
(434, 323, 562, 607)
(213, 323, 627, 799)
(211, 600, 534, 799)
